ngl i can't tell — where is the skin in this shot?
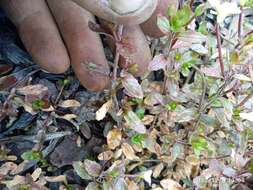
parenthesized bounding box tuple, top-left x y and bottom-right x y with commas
(0, 0, 173, 91)
(141, 0, 179, 38)
(119, 25, 152, 76)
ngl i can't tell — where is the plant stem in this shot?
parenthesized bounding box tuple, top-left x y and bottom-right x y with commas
(215, 24, 225, 78)
(192, 65, 207, 128)
(238, 6, 243, 40)
(162, 33, 175, 94)
(111, 25, 124, 114)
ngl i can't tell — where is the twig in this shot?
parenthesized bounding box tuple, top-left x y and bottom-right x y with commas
(215, 24, 225, 78)
(190, 0, 194, 8)
(236, 91, 253, 108)
(205, 155, 230, 160)
(238, 6, 243, 40)
(55, 85, 65, 105)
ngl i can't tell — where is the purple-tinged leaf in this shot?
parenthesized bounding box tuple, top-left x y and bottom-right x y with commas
(124, 110, 146, 134)
(84, 159, 102, 177)
(148, 54, 169, 71)
(122, 73, 143, 99)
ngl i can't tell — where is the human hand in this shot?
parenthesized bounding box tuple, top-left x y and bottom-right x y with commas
(1, 0, 178, 91)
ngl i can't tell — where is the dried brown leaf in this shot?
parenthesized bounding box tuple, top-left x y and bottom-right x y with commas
(160, 179, 183, 190)
(96, 99, 112, 121)
(59, 99, 81, 108)
(121, 143, 139, 160)
(98, 151, 114, 161)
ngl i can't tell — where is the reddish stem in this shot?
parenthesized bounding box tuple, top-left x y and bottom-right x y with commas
(215, 24, 225, 78)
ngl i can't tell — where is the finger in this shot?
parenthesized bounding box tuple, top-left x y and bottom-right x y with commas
(47, 0, 110, 91)
(141, 0, 179, 38)
(1, 0, 70, 73)
(71, 0, 158, 25)
(119, 25, 152, 77)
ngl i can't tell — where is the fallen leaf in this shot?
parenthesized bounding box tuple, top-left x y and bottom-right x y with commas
(59, 99, 81, 108)
(160, 179, 183, 190)
(107, 128, 122, 150)
(186, 155, 200, 166)
(0, 162, 17, 176)
(60, 114, 77, 121)
(240, 112, 253, 122)
(17, 84, 48, 97)
(121, 143, 139, 160)
(31, 168, 42, 181)
(142, 115, 155, 125)
(1, 175, 26, 189)
(142, 170, 153, 186)
(45, 175, 67, 184)
(126, 180, 139, 190)
(98, 151, 114, 161)
(153, 163, 164, 178)
(96, 99, 112, 121)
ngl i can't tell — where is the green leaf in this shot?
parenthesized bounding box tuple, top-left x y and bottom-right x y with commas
(241, 0, 253, 7)
(171, 5, 192, 32)
(190, 136, 208, 156)
(198, 22, 208, 35)
(245, 34, 253, 45)
(195, 4, 206, 16)
(135, 107, 145, 119)
(174, 52, 182, 61)
(19, 185, 31, 190)
(249, 158, 253, 174)
(109, 170, 120, 178)
(157, 15, 171, 34)
(21, 150, 42, 161)
(165, 101, 178, 111)
(233, 108, 241, 120)
(32, 99, 45, 110)
(131, 134, 145, 146)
